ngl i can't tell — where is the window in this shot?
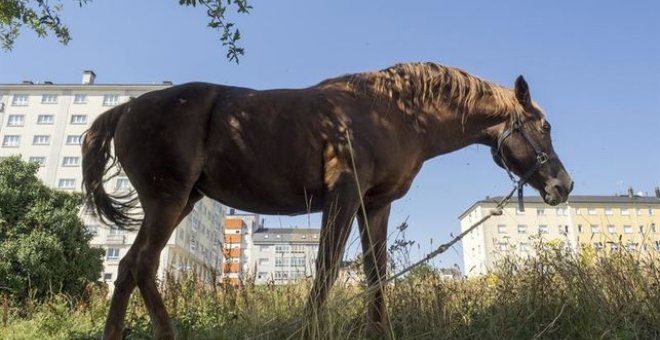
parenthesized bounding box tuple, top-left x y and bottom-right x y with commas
(623, 225, 632, 234)
(274, 271, 288, 280)
(656, 241, 660, 251)
(291, 257, 306, 267)
(41, 94, 58, 104)
(103, 94, 119, 106)
(257, 272, 269, 279)
(291, 245, 305, 253)
(73, 94, 87, 104)
(593, 242, 603, 251)
(515, 207, 525, 215)
(575, 208, 581, 215)
(12, 94, 28, 106)
(517, 224, 527, 234)
(275, 245, 289, 253)
(639, 225, 644, 234)
(604, 208, 613, 216)
(636, 208, 642, 216)
(626, 243, 637, 252)
(607, 225, 616, 234)
(86, 224, 99, 236)
(103, 273, 113, 281)
(652, 223, 657, 234)
(519, 242, 530, 252)
(70, 114, 87, 124)
(2, 135, 20, 147)
(66, 135, 82, 145)
(536, 208, 545, 216)
(591, 225, 600, 234)
(258, 258, 269, 265)
(498, 243, 508, 251)
(62, 156, 80, 167)
(610, 243, 619, 251)
(539, 225, 549, 234)
(497, 224, 507, 234)
(37, 114, 55, 124)
(650, 209, 655, 216)
(29, 156, 46, 166)
(578, 224, 583, 233)
(33, 135, 50, 145)
(558, 225, 569, 235)
(58, 178, 75, 189)
(275, 257, 289, 267)
(116, 177, 130, 189)
(109, 226, 122, 235)
(556, 208, 564, 216)
(7, 114, 24, 126)
(191, 215, 200, 231)
(260, 245, 271, 251)
(587, 208, 597, 215)
(620, 208, 630, 216)
(106, 248, 120, 259)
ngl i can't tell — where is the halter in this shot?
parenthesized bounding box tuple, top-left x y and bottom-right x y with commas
(492, 116, 550, 211)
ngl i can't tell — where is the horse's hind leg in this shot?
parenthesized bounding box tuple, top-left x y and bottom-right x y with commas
(102, 189, 202, 340)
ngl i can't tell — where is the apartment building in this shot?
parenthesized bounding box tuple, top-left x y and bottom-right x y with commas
(252, 227, 320, 284)
(220, 211, 323, 285)
(0, 72, 225, 292)
(222, 211, 262, 285)
(460, 190, 660, 276)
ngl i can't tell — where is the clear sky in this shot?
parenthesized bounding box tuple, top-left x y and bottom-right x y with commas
(1, 0, 658, 271)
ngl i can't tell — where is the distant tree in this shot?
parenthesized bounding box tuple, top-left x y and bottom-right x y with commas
(0, 0, 251, 63)
(0, 156, 103, 302)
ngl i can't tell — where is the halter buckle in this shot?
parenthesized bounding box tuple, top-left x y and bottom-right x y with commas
(537, 152, 549, 165)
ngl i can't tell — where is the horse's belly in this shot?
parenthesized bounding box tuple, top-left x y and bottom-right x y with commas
(195, 162, 325, 215)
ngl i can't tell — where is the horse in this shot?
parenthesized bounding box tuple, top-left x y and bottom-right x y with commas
(82, 62, 573, 339)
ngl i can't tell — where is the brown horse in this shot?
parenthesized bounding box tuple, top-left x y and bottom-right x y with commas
(82, 62, 573, 339)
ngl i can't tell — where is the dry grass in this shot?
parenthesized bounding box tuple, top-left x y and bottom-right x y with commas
(1, 242, 659, 339)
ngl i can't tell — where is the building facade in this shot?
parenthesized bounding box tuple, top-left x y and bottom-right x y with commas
(0, 72, 225, 292)
(251, 227, 320, 284)
(220, 212, 321, 285)
(221, 212, 262, 285)
(460, 191, 660, 276)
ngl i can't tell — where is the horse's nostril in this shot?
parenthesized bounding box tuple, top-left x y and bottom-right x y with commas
(554, 184, 568, 198)
(569, 180, 575, 193)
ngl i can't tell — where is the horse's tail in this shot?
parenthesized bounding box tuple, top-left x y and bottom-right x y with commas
(82, 103, 140, 230)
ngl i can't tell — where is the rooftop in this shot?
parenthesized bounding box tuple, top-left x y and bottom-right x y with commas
(252, 227, 320, 244)
(460, 194, 660, 219)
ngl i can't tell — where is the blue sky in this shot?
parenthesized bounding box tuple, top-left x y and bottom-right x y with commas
(2, 0, 658, 270)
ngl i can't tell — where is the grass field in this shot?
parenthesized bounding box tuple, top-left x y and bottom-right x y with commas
(1, 244, 659, 339)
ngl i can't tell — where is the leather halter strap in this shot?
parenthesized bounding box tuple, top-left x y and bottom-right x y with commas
(494, 118, 550, 211)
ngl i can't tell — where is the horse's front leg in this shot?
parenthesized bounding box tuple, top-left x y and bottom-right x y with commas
(358, 203, 393, 338)
(304, 172, 362, 337)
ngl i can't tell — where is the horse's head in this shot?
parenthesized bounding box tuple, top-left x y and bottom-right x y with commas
(490, 76, 573, 206)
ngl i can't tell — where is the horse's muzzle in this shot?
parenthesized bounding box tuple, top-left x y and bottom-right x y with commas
(542, 173, 573, 206)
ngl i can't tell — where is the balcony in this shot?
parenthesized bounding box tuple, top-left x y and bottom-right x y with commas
(105, 234, 126, 244)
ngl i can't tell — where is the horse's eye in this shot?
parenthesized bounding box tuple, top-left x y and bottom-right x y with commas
(542, 122, 551, 132)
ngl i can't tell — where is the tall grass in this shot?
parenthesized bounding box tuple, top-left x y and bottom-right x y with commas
(1, 245, 658, 339)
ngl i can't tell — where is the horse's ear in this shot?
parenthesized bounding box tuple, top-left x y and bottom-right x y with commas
(514, 75, 532, 107)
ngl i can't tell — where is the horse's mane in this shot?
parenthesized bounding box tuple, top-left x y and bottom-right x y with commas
(317, 62, 526, 123)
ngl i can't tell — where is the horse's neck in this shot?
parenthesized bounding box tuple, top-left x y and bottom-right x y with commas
(421, 104, 508, 160)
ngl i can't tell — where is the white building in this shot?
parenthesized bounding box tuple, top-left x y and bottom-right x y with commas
(251, 227, 320, 284)
(0, 71, 225, 292)
(460, 193, 660, 277)
(221, 211, 321, 285)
